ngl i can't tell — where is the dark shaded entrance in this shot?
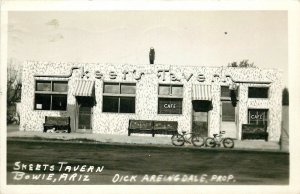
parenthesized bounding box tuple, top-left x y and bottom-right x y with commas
(76, 96, 94, 133)
(192, 100, 212, 136)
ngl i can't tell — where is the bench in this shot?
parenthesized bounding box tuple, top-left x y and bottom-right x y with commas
(43, 116, 71, 133)
(128, 120, 178, 137)
(241, 124, 268, 141)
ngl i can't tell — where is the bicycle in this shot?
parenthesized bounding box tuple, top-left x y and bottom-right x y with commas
(171, 131, 205, 147)
(205, 131, 234, 148)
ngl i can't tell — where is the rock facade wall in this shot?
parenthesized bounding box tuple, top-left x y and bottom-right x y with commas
(20, 62, 283, 142)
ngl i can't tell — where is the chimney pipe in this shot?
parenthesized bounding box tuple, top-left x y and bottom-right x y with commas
(149, 47, 155, 64)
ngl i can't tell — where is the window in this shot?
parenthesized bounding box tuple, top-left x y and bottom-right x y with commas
(221, 86, 238, 98)
(222, 101, 235, 122)
(248, 87, 269, 98)
(102, 82, 136, 113)
(221, 86, 238, 107)
(34, 80, 68, 110)
(158, 84, 183, 114)
(248, 109, 268, 126)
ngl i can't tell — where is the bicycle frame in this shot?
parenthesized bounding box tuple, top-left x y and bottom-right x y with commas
(171, 132, 205, 147)
(181, 133, 194, 144)
(212, 134, 225, 145)
(211, 131, 227, 145)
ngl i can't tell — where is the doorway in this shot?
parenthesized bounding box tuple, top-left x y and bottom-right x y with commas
(221, 101, 237, 138)
(192, 111, 208, 136)
(76, 96, 94, 133)
(192, 100, 212, 136)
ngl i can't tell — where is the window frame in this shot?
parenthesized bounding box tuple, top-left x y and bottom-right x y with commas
(34, 80, 68, 111)
(102, 82, 136, 113)
(248, 86, 269, 99)
(157, 84, 183, 115)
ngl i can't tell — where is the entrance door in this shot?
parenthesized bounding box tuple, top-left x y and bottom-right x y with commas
(76, 97, 94, 133)
(221, 101, 237, 138)
(192, 111, 208, 136)
(192, 100, 211, 136)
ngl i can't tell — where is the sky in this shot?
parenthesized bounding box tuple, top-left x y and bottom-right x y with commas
(7, 11, 288, 86)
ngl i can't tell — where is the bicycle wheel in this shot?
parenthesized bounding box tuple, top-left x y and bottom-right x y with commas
(205, 137, 216, 147)
(223, 138, 234, 148)
(191, 135, 205, 147)
(171, 134, 185, 146)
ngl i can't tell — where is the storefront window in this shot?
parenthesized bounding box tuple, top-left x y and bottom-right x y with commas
(248, 109, 268, 126)
(102, 96, 119, 112)
(52, 95, 68, 110)
(34, 80, 68, 110)
(120, 97, 136, 113)
(35, 94, 51, 110)
(158, 84, 183, 114)
(103, 82, 136, 113)
(248, 87, 269, 98)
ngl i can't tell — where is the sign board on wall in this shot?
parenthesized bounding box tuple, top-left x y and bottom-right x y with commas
(248, 109, 268, 126)
(158, 99, 182, 114)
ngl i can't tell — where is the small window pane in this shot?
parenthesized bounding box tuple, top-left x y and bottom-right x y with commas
(221, 86, 238, 98)
(121, 84, 136, 94)
(52, 95, 67, 110)
(53, 81, 68, 92)
(36, 81, 51, 91)
(35, 94, 51, 110)
(248, 87, 269, 98)
(221, 86, 230, 97)
(172, 85, 183, 97)
(120, 97, 135, 113)
(104, 83, 119, 94)
(103, 96, 119, 112)
(159, 85, 170, 95)
(222, 102, 235, 122)
(158, 98, 182, 114)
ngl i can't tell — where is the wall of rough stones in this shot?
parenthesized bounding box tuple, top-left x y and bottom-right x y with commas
(20, 61, 283, 142)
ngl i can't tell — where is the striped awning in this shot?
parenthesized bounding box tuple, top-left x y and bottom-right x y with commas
(73, 80, 94, 96)
(192, 85, 212, 100)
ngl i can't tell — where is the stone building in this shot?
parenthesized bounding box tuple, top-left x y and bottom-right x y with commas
(20, 61, 283, 142)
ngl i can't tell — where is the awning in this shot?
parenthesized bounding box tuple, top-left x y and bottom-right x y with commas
(73, 80, 94, 96)
(192, 85, 212, 100)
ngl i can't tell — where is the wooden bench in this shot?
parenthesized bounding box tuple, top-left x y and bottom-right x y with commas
(241, 124, 268, 141)
(43, 116, 71, 133)
(128, 120, 178, 137)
